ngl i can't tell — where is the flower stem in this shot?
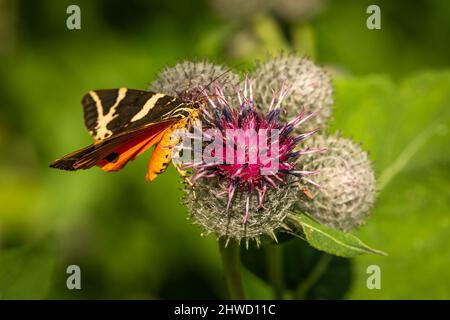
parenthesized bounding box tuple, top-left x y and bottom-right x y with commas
(296, 253, 332, 299)
(266, 244, 284, 299)
(219, 238, 245, 300)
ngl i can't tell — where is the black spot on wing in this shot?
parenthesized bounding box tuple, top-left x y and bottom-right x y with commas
(104, 152, 119, 163)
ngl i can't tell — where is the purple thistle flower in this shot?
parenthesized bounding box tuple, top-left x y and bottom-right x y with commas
(182, 79, 323, 232)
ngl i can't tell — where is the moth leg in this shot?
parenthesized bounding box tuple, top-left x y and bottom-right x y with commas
(172, 117, 198, 197)
(173, 162, 196, 199)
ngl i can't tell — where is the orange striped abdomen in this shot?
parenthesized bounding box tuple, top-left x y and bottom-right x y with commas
(145, 118, 189, 181)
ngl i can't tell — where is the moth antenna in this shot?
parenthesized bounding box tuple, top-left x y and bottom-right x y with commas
(193, 68, 233, 103)
(193, 62, 244, 103)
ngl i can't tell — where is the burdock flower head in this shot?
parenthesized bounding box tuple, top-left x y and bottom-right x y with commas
(253, 54, 333, 130)
(179, 79, 322, 243)
(296, 133, 376, 231)
(151, 58, 376, 248)
(150, 60, 240, 100)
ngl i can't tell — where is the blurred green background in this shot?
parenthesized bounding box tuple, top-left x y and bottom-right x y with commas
(0, 0, 449, 299)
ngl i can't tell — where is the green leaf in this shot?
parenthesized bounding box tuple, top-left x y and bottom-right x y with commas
(0, 245, 55, 299)
(331, 72, 450, 299)
(287, 213, 386, 258)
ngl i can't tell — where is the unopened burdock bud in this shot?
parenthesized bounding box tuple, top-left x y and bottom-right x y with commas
(296, 134, 376, 231)
(252, 54, 333, 130)
(150, 60, 240, 99)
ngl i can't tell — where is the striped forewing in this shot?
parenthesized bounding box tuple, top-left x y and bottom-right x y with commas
(82, 88, 195, 141)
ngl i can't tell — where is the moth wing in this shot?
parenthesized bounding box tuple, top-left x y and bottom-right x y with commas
(82, 88, 191, 141)
(49, 120, 175, 172)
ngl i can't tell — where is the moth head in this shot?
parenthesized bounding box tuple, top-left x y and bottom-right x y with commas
(196, 99, 207, 110)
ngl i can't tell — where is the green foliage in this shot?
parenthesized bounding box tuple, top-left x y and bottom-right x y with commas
(0, 245, 55, 299)
(287, 214, 386, 258)
(333, 72, 450, 299)
(0, 0, 449, 300)
(314, 0, 450, 78)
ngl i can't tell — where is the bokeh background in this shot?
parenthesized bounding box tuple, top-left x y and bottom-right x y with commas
(0, 0, 449, 299)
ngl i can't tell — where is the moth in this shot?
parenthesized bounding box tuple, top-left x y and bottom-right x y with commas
(50, 88, 201, 182)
